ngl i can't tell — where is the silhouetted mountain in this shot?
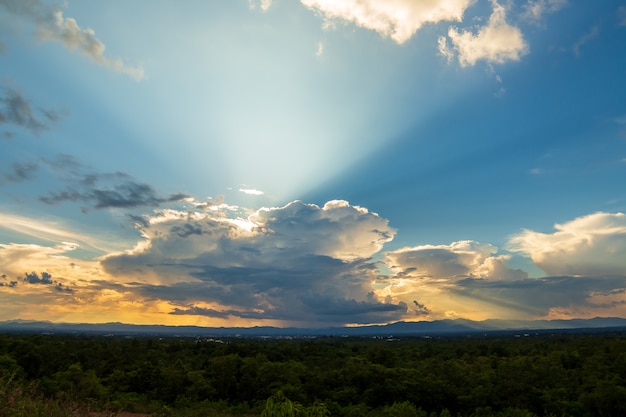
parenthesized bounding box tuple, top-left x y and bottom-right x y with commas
(1, 317, 626, 337)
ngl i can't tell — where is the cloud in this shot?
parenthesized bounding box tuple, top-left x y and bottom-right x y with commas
(315, 41, 324, 56)
(101, 200, 402, 325)
(300, 0, 472, 44)
(439, 0, 528, 67)
(452, 275, 626, 318)
(384, 240, 528, 281)
(509, 212, 626, 276)
(573, 26, 598, 57)
(239, 188, 264, 196)
(0, 0, 143, 80)
(0, 213, 117, 255)
(249, 0, 272, 12)
(522, 0, 567, 22)
(619, 6, 626, 26)
(0, 85, 61, 135)
(0, 274, 17, 288)
(1, 161, 38, 183)
(0, 242, 98, 293)
(412, 299, 431, 315)
(37, 155, 189, 209)
(23, 271, 53, 284)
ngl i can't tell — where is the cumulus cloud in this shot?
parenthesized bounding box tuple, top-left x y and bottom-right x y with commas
(0, 85, 61, 136)
(509, 212, 626, 277)
(301, 0, 472, 44)
(101, 200, 402, 325)
(0, 0, 143, 80)
(384, 240, 528, 281)
(439, 0, 528, 66)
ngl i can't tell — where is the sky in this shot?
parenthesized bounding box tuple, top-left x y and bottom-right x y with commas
(1, 0, 626, 327)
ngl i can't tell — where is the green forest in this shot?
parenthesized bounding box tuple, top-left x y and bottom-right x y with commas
(1, 331, 626, 417)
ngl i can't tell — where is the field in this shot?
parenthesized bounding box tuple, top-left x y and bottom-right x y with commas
(1, 331, 626, 416)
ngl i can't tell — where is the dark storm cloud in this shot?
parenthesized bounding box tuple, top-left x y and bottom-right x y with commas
(170, 306, 270, 320)
(0, 273, 18, 287)
(16, 271, 75, 293)
(23, 271, 54, 284)
(452, 275, 626, 316)
(412, 300, 431, 315)
(0, 85, 61, 136)
(298, 293, 408, 323)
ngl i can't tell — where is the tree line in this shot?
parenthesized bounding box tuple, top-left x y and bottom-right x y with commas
(1, 331, 626, 416)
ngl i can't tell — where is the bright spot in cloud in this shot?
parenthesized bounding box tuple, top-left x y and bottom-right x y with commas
(301, 0, 472, 44)
(239, 188, 264, 196)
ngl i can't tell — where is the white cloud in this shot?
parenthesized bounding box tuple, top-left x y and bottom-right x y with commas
(300, 0, 472, 44)
(384, 240, 527, 281)
(439, 0, 528, 67)
(239, 188, 264, 196)
(522, 0, 567, 22)
(0, 0, 144, 80)
(509, 212, 626, 276)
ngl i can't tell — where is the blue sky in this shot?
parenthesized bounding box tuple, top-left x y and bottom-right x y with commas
(1, 0, 625, 327)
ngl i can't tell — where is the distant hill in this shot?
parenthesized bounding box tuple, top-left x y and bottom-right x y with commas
(1, 317, 626, 337)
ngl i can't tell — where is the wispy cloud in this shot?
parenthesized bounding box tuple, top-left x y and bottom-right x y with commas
(0, 84, 61, 137)
(248, 0, 272, 13)
(522, 0, 567, 22)
(573, 26, 599, 57)
(618, 6, 626, 27)
(1, 161, 38, 183)
(35, 155, 189, 210)
(0, 0, 144, 80)
(439, 0, 528, 67)
(315, 41, 324, 57)
(301, 0, 472, 44)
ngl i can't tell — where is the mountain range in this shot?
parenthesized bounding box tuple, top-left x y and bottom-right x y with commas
(2, 317, 626, 337)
